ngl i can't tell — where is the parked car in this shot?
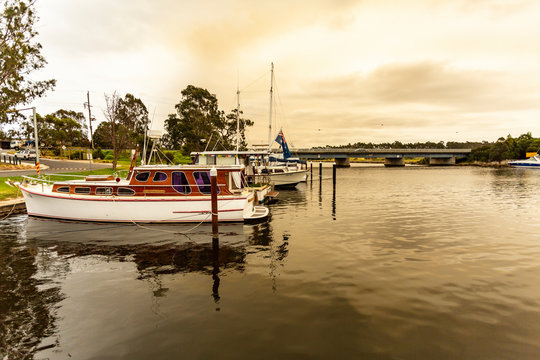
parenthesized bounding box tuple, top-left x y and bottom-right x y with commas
(10, 140, 24, 150)
(15, 149, 36, 161)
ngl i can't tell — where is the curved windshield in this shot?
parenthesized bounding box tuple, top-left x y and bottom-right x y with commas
(172, 172, 191, 194)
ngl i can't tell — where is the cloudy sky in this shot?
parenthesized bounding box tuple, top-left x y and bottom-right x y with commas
(32, 0, 540, 148)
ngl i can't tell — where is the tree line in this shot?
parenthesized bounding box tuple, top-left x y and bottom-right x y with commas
(326, 133, 540, 162)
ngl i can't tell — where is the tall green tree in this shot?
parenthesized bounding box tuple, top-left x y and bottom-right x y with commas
(164, 85, 253, 154)
(103, 92, 149, 170)
(0, 0, 55, 124)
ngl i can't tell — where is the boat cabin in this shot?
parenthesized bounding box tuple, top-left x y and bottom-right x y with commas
(51, 165, 246, 197)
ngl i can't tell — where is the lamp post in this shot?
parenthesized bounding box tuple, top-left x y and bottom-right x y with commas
(4, 106, 40, 176)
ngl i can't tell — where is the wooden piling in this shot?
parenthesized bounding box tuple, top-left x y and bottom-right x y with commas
(333, 163, 336, 187)
(319, 162, 322, 179)
(210, 167, 219, 239)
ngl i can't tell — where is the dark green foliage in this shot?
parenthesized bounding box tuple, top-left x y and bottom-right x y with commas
(93, 122, 113, 149)
(0, 0, 55, 125)
(163, 85, 253, 154)
(468, 133, 540, 163)
(103, 92, 149, 170)
(92, 147, 104, 160)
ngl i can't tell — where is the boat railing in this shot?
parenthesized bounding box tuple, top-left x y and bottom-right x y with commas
(20, 174, 243, 192)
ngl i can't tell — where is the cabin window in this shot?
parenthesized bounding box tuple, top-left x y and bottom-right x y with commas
(135, 172, 150, 182)
(153, 171, 168, 182)
(118, 187, 135, 196)
(74, 187, 91, 195)
(172, 171, 191, 194)
(193, 171, 217, 195)
(96, 187, 113, 195)
(56, 186, 70, 193)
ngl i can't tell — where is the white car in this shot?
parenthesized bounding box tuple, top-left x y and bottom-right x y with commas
(15, 149, 36, 160)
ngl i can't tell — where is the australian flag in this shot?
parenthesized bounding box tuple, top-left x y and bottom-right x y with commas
(275, 129, 291, 159)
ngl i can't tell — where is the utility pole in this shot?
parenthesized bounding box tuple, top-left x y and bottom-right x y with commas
(85, 91, 95, 150)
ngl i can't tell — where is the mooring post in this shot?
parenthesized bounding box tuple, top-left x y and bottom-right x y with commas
(210, 167, 219, 239)
(310, 162, 313, 179)
(319, 161, 322, 179)
(333, 163, 336, 187)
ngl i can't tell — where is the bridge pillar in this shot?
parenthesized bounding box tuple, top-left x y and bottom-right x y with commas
(429, 156, 456, 166)
(384, 157, 405, 167)
(335, 157, 350, 168)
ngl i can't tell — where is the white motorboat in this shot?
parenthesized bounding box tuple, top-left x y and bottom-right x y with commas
(509, 155, 540, 168)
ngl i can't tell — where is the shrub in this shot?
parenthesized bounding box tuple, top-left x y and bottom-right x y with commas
(92, 147, 104, 160)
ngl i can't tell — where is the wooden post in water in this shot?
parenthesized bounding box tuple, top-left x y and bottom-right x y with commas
(333, 163, 336, 187)
(319, 161, 322, 179)
(210, 167, 219, 239)
(310, 162, 313, 178)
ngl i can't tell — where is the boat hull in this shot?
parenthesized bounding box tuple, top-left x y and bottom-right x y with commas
(269, 169, 308, 188)
(20, 184, 258, 223)
(509, 162, 540, 168)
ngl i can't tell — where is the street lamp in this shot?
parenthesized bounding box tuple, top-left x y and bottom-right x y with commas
(3, 106, 40, 176)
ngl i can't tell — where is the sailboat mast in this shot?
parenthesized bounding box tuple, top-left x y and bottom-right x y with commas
(236, 86, 240, 153)
(267, 62, 274, 153)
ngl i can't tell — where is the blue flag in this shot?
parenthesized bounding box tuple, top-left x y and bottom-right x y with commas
(275, 129, 291, 159)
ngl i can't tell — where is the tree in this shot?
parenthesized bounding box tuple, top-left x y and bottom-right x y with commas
(103, 92, 120, 170)
(116, 93, 148, 150)
(103, 92, 149, 170)
(0, 0, 55, 125)
(30, 111, 88, 153)
(93, 121, 113, 149)
(164, 85, 253, 154)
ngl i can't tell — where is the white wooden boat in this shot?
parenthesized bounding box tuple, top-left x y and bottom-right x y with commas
(19, 164, 269, 223)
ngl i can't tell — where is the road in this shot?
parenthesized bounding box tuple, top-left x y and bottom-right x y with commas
(0, 152, 112, 177)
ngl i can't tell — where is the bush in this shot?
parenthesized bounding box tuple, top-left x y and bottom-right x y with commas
(92, 147, 104, 160)
(104, 153, 114, 160)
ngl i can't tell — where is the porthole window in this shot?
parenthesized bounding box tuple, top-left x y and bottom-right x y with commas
(74, 187, 91, 194)
(171, 171, 191, 194)
(118, 187, 136, 196)
(56, 186, 70, 193)
(96, 187, 113, 195)
(153, 171, 168, 182)
(135, 172, 150, 182)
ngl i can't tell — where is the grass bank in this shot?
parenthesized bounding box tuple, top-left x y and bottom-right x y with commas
(0, 166, 128, 201)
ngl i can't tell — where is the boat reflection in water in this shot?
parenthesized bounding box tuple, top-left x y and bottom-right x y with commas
(25, 218, 249, 287)
(7, 216, 289, 358)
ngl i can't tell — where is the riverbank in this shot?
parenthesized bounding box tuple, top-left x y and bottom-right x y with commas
(0, 198, 25, 217)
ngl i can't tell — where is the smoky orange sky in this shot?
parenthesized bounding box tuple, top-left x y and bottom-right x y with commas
(33, 0, 540, 148)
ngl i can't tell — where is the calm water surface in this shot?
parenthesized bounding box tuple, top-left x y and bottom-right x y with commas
(2, 165, 540, 359)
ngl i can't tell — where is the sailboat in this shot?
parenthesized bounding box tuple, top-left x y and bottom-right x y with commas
(262, 63, 308, 188)
(192, 63, 307, 188)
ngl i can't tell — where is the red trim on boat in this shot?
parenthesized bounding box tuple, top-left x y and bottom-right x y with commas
(20, 186, 248, 202)
(27, 212, 244, 223)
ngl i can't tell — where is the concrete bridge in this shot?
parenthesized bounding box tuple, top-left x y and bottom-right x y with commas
(293, 148, 471, 167)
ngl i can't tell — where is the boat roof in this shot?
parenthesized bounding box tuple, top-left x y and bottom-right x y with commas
(191, 150, 270, 156)
(134, 164, 245, 170)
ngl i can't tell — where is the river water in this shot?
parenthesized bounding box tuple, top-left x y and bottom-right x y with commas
(1, 165, 540, 359)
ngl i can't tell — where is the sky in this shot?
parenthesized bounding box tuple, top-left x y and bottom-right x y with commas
(29, 0, 540, 149)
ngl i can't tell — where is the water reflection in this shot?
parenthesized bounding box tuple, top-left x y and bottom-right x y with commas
(0, 217, 64, 359)
(0, 216, 292, 357)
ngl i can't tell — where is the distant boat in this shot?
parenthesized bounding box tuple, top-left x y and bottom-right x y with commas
(508, 155, 540, 168)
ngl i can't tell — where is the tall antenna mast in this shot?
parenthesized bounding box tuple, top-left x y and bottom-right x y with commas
(236, 74, 240, 153)
(267, 62, 274, 152)
(86, 91, 95, 150)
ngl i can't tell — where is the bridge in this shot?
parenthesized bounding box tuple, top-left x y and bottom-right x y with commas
(293, 148, 472, 167)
